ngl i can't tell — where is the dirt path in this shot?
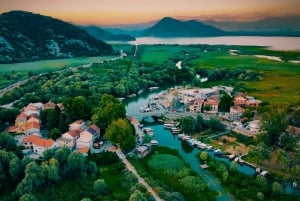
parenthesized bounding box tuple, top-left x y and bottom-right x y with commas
(115, 149, 163, 201)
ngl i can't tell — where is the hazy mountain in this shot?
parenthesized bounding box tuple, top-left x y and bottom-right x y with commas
(0, 11, 113, 63)
(203, 16, 300, 36)
(142, 17, 226, 37)
(81, 26, 135, 41)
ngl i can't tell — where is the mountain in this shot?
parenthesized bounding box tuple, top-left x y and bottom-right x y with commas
(142, 17, 226, 37)
(203, 16, 300, 36)
(81, 26, 135, 41)
(0, 11, 113, 63)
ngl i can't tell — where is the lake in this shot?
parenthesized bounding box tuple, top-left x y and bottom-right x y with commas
(130, 36, 300, 51)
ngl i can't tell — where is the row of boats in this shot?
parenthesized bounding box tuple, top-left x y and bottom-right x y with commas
(177, 133, 245, 164)
(163, 123, 180, 134)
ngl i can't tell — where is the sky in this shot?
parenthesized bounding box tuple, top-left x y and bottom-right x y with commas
(0, 0, 300, 26)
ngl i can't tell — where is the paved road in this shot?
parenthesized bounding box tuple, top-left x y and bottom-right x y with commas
(115, 149, 163, 201)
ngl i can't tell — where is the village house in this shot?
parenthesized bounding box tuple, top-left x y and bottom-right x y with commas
(69, 120, 86, 131)
(27, 114, 40, 124)
(43, 100, 56, 110)
(76, 125, 100, 149)
(22, 104, 40, 117)
(189, 98, 203, 113)
(24, 121, 40, 135)
(229, 105, 245, 121)
(23, 135, 56, 156)
(56, 129, 81, 149)
(248, 120, 261, 134)
(14, 112, 27, 133)
(179, 88, 217, 104)
(203, 95, 219, 113)
(234, 93, 261, 108)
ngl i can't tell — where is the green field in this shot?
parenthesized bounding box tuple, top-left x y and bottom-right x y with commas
(0, 56, 114, 89)
(139, 44, 300, 104)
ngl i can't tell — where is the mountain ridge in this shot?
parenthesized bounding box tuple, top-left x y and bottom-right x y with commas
(0, 11, 113, 64)
(142, 17, 226, 37)
(80, 26, 135, 42)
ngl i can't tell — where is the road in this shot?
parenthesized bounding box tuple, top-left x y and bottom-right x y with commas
(115, 149, 164, 201)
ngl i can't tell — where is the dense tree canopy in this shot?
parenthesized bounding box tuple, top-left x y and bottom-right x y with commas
(261, 108, 288, 146)
(92, 94, 126, 131)
(218, 93, 233, 112)
(105, 118, 135, 150)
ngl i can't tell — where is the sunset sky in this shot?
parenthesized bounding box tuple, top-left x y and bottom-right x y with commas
(0, 0, 300, 26)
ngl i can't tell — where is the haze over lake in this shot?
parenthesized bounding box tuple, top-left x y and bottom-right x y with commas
(130, 36, 300, 51)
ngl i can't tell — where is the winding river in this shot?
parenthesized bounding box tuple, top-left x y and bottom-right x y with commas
(125, 90, 256, 201)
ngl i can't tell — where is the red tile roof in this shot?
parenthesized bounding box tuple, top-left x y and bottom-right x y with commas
(25, 121, 40, 131)
(23, 135, 54, 148)
(89, 124, 100, 132)
(16, 112, 27, 119)
(7, 126, 17, 133)
(77, 147, 90, 154)
(23, 135, 40, 143)
(43, 100, 56, 109)
(68, 129, 81, 138)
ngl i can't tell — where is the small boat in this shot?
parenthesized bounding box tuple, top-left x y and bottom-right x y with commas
(206, 145, 213, 150)
(164, 123, 175, 129)
(143, 127, 153, 132)
(178, 134, 185, 139)
(228, 154, 236, 160)
(151, 140, 159, 145)
(149, 86, 159, 91)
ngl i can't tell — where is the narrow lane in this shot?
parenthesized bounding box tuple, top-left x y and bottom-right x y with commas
(115, 149, 164, 201)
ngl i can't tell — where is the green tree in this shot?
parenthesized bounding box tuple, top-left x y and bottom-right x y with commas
(207, 118, 224, 131)
(272, 181, 284, 195)
(180, 116, 196, 134)
(19, 193, 37, 201)
(199, 151, 208, 163)
(222, 171, 229, 184)
(129, 190, 147, 201)
(0, 133, 17, 151)
(280, 132, 298, 151)
(9, 157, 22, 181)
(63, 96, 91, 122)
(41, 158, 60, 184)
(67, 152, 86, 177)
(248, 142, 270, 164)
(256, 175, 267, 188)
(261, 108, 288, 146)
(257, 192, 264, 201)
(48, 128, 61, 140)
(81, 198, 92, 201)
(196, 115, 207, 131)
(54, 147, 71, 168)
(92, 94, 126, 131)
(105, 118, 135, 150)
(219, 93, 233, 112)
(94, 178, 107, 194)
(86, 161, 97, 176)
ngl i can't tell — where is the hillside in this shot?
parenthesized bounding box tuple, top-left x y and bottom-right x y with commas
(81, 26, 135, 41)
(0, 11, 113, 63)
(142, 17, 226, 37)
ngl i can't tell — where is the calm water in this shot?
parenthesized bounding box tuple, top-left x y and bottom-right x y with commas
(130, 36, 300, 51)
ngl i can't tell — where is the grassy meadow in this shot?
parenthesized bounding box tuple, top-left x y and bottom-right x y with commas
(139, 44, 300, 105)
(0, 56, 114, 89)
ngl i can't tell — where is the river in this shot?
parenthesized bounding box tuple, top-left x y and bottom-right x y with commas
(125, 90, 256, 201)
(129, 36, 300, 51)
